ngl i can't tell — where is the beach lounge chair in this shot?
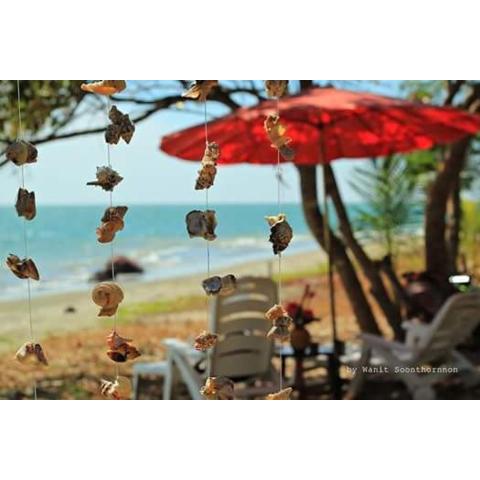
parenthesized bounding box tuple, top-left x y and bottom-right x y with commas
(132, 276, 280, 399)
(346, 291, 480, 400)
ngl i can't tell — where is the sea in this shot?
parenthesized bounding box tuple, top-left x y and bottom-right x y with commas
(0, 203, 423, 300)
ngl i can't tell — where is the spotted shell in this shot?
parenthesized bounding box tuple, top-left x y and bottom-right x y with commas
(100, 376, 131, 400)
(105, 106, 135, 145)
(264, 114, 295, 161)
(265, 304, 288, 322)
(266, 387, 293, 400)
(264, 80, 289, 98)
(186, 209, 217, 240)
(15, 188, 36, 221)
(267, 315, 293, 341)
(86, 166, 123, 192)
(202, 274, 237, 296)
(81, 80, 126, 96)
(200, 376, 235, 400)
(91, 282, 124, 317)
(96, 206, 127, 243)
(15, 342, 48, 366)
(6, 140, 38, 166)
(194, 331, 218, 351)
(182, 81, 218, 102)
(265, 214, 293, 254)
(6, 254, 39, 280)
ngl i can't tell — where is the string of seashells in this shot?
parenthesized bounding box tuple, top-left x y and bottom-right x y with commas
(182, 81, 238, 400)
(82, 80, 139, 400)
(5, 81, 47, 399)
(263, 80, 294, 400)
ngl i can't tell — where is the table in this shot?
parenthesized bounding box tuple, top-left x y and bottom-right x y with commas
(275, 342, 344, 399)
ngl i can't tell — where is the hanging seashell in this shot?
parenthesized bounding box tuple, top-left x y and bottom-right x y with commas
(105, 106, 135, 145)
(219, 274, 237, 296)
(185, 210, 217, 241)
(195, 142, 220, 190)
(15, 342, 48, 366)
(91, 282, 124, 317)
(264, 80, 289, 98)
(265, 304, 292, 341)
(182, 81, 218, 102)
(265, 213, 293, 254)
(6, 254, 39, 280)
(100, 376, 131, 400)
(106, 330, 132, 350)
(15, 188, 36, 220)
(264, 114, 295, 161)
(105, 330, 141, 363)
(265, 387, 293, 400)
(202, 274, 237, 296)
(200, 376, 235, 400)
(87, 166, 123, 191)
(96, 206, 128, 243)
(265, 303, 288, 322)
(194, 331, 218, 351)
(81, 80, 127, 96)
(6, 140, 38, 166)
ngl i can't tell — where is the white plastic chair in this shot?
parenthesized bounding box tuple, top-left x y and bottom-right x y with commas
(346, 292, 480, 399)
(132, 276, 279, 399)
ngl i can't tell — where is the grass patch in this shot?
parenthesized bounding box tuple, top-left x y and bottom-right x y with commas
(112, 295, 206, 326)
(273, 263, 327, 283)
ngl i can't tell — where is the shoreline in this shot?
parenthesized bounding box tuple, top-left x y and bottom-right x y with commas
(0, 248, 326, 352)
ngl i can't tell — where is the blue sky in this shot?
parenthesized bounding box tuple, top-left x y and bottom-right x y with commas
(0, 81, 398, 206)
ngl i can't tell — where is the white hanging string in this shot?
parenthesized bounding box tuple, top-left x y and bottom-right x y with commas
(275, 97, 284, 391)
(204, 100, 212, 378)
(16, 80, 37, 400)
(105, 97, 119, 380)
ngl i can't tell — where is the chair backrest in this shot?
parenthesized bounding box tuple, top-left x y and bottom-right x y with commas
(415, 291, 480, 363)
(209, 276, 278, 379)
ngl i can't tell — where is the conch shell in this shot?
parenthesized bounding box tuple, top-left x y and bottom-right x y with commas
(202, 274, 237, 296)
(200, 376, 235, 400)
(87, 166, 123, 191)
(182, 81, 218, 102)
(15, 188, 36, 220)
(15, 342, 48, 366)
(6, 140, 38, 166)
(265, 213, 293, 254)
(106, 330, 141, 363)
(6, 254, 39, 280)
(264, 114, 295, 161)
(266, 387, 293, 400)
(81, 80, 126, 96)
(265, 304, 292, 341)
(96, 206, 128, 243)
(194, 331, 218, 351)
(91, 282, 124, 317)
(264, 80, 289, 98)
(186, 210, 217, 241)
(195, 142, 220, 190)
(105, 106, 135, 145)
(100, 376, 131, 400)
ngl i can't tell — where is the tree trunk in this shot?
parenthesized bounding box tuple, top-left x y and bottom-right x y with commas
(447, 175, 461, 274)
(297, 165, 381, 335)
(324, 164, 404, 340)
(425, 138, 469, 286)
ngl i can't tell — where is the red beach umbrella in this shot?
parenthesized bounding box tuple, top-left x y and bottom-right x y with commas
(161, 87, 480, 164)
(160, 87, 480, 398)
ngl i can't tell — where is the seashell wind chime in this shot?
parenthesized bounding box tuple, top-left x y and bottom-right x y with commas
(263, 80, 294, 400)
(182, 81, 238, 400)
(5, 81, 47, 399)
(82, 80, 139, 399)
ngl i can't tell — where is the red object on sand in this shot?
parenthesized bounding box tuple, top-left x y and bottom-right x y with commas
(160, 87, 480, 164)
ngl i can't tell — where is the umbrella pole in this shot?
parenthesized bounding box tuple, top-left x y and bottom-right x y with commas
(321, 164, 342, 399)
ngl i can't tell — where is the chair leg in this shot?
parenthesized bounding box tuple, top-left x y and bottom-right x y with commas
(344, 346, 371, 400)
(132, 372, 140, 400)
